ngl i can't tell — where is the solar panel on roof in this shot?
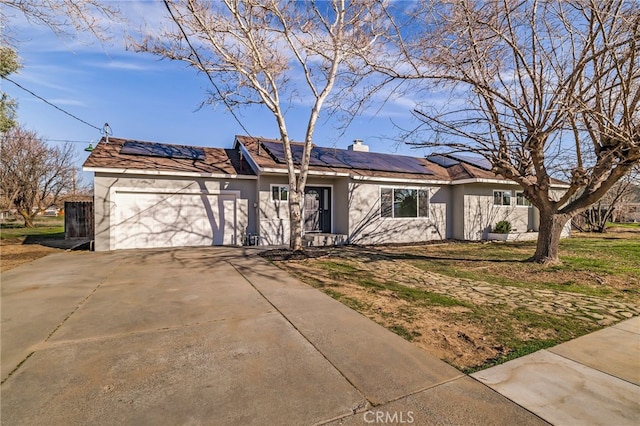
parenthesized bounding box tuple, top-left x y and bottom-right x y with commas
(121, 141, 205, 160)
(314, 148, 346, 167)
(447, 153, 492, 170)
(261, 141, 432, 175)
(426, 155, 460, 168)
(261, 142, 301, 163)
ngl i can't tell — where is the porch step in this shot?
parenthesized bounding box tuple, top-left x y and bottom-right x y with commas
(302, 233, 347, 247)
(486, 231, 539, 241)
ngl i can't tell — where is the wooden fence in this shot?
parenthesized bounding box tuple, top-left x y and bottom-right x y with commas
(65, 201, 94, 239)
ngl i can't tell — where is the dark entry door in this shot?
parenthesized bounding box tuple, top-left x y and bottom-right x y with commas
(304, 187, 331, 233)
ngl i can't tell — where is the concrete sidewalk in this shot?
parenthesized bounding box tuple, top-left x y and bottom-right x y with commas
(2, 247, 638, 425)
(1, 247, 542, 425)
(472, 316, 640, 425)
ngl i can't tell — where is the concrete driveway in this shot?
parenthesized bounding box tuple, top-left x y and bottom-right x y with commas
(1, 248, 543, 425)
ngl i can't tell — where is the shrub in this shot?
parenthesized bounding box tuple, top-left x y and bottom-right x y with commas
(494, 220, 512, 234)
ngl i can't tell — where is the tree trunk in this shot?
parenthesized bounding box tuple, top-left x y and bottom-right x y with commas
(289, 189, 303, 251)
(18, 209, 35, 228)
(530, 211, 570, 264)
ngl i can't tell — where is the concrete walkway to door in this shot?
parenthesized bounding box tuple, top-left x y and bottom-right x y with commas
(1, 247, 543, 425)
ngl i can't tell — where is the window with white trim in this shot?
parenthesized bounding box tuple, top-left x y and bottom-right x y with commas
(381, 188, 430, 218)
(516, 191, 531, 207)
(493, 190, 511, 206)
(271, 185, 288, 201)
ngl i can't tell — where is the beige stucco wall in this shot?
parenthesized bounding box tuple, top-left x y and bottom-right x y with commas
(93, 170, 569, 250)
(451, 185, 466, 240)
(458, 183, 534, 240)
(93, 173, 255, 251)
(347, 181, 448, 245)
(456, 184, 571, 240)
(256, 174, 348, 245)
(257, 175, 290, 245)
(255, 175, 447, 246)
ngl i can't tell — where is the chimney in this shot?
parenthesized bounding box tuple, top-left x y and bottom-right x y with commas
(348, 139, 369, 152)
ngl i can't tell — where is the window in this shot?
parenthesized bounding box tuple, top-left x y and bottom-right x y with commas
(493, 190, 511, 206)
(516, 191, 531, 207)
(381, 188, 429, 218)
(271, 185, 288, 201)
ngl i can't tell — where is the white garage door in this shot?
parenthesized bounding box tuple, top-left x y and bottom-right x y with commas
(113, 191, 236, 250)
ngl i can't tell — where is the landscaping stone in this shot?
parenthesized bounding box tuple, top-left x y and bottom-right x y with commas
(359, 259, 639, 325)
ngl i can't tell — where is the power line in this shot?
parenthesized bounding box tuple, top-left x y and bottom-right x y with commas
(44, 138, 95, 144)
(1, 136, 95, 145)
(1, 75, 103, 132)
(163, 0, 253, 138)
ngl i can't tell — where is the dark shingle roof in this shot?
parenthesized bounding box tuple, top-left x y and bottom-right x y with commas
(84, 135, 566, 186)
(235, 135, 454, 181)
(83, 137, 255, 176)
(235, 135, 527, 183)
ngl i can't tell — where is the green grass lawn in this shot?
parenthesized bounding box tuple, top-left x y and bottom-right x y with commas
(607, 222, 640, 229)
(0, 217, 65, 243)
(400, 235, 640, 299)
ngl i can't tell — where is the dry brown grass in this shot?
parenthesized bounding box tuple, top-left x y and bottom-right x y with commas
(0, 244, 62, 273)
(265, 230, 639, 372)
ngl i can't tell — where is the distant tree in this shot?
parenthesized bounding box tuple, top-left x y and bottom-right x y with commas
(576, 170, 640, 231)
(0, 0, 117, 219)
(132, 0, 387, 250)
(0, 46, 20, 132)
(374, 0, 640, 263)
(0, 126, 75, 227)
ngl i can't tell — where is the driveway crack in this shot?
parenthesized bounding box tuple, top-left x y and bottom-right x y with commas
(229, 260, 372, 410)
(44, 260, 123, 342)
(2, 259, 124, 384)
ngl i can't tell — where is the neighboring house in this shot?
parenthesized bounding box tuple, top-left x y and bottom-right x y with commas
(83, 136, 570, 251)
(616, 203, 640, 223)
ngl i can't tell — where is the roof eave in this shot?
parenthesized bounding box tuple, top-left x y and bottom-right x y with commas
(451, 178, 516, 185)
(451, 177, 571, 188)
(350, 175, 450, 185)
(259, 167, 350, 177)
(83, 166, 257, 180)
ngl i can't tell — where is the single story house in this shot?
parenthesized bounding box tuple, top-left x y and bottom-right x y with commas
(83, 135, 570, 251)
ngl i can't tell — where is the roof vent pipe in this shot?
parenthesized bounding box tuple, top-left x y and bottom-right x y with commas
(102, 123, 112, 144)
(348, 139, 369, 152)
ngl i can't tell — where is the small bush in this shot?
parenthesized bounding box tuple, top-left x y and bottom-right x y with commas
(494, 220, 512, 234)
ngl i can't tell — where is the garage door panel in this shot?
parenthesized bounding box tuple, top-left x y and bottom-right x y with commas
(113, 192, 236, 250)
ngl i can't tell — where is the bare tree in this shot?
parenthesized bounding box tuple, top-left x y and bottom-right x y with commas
(0, 126, 75, 227)
(131, 0, 386, 250)
(575, 169, 639, 231)
(0, 0, 120, 40)
(373, 0, 640, 263)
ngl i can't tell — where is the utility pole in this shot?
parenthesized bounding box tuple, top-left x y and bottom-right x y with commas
(72, 168, 77, 196)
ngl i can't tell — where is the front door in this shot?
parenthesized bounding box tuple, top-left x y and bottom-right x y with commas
(304, 187, 331, 233)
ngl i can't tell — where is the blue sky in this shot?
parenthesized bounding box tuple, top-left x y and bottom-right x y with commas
(3, 2, 429, 183)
